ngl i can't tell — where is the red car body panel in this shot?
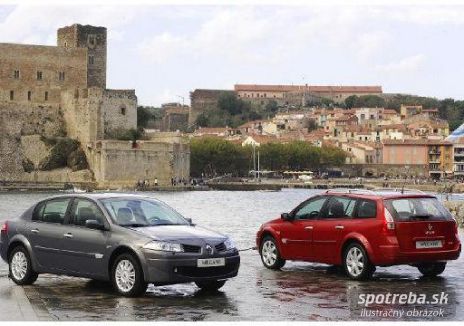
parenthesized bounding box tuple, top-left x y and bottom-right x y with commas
(256, 192, 461, 268)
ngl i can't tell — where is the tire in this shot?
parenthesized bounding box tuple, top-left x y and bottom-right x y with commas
(260, 236, 286, 270)
(195, 280, 226, 292)
(343, 242, 375, 280)
(111, 253, 147, 297)
(9, 246, 38, 285)
(417, 262, 446, 277)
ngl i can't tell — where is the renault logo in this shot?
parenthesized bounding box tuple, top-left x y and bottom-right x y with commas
(205, 244, 214, 255)
(425, 223, 435, 235)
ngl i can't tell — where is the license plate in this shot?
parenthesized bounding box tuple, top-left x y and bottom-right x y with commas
(197, 258, 225, 268)
(416, 240, 442, 249)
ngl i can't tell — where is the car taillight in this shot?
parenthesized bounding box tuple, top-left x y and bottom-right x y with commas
(1, 221, 7, 234)
(384, 208, 395, 230)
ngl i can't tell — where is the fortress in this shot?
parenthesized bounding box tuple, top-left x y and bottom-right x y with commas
(0, 24, 189, 187)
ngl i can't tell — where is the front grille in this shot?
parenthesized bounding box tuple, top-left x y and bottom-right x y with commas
(176, 262, 239, 278)
(182, 244, 201, 253)
(215, 242, 227, 252)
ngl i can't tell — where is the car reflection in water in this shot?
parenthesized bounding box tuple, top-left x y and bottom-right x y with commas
(24, 275, 238, 321)
(255, 261, 458, 321)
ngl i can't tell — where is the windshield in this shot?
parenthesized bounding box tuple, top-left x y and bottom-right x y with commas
(100, 198, 189, 227)
(385, 197, 454, 222)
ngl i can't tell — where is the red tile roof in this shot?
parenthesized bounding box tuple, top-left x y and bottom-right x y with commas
(234, 84, 382, 94)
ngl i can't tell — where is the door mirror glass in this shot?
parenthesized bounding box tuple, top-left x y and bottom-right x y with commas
(85, 219, 105, 230)
(281, 213, 293, 221)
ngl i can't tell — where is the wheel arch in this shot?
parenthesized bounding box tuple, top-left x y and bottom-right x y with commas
(339, 233, 375, 265)
(258, 228, 286, 258)
(107, 245, 147, 282)
(7, 234, 39, 271)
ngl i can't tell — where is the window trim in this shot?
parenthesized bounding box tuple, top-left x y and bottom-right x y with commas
(65, 197, 110, 229)
(31, 197, 73, 225)
(319, 195, 357, 220)
(353, 198, 378, 219)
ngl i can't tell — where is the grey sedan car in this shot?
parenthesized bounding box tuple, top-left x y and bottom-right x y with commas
(0, 194, 240, 296)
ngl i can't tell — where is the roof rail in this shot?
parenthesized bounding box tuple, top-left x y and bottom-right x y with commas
(326, 188, 376, 195)
(372, 188, 426, 194)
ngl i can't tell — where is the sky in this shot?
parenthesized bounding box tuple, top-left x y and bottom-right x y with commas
(1, 2, 464, 106)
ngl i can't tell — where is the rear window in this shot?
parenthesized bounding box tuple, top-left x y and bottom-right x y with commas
(385, 197, 453, 222)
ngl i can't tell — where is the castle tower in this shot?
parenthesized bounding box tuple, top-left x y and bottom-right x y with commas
(57, 24, 107, 89)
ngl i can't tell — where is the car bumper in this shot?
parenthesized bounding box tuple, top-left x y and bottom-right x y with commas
(142, 250, 240, 285)
(375, 244, 461, 266)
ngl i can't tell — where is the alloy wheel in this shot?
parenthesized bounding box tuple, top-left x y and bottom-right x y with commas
(11, 251, 28, 281)
(261, 240, 278, 267)
(115, 259, 136, 293)
(345, 246, 364, 277)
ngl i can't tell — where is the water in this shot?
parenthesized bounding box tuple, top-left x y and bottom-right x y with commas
(0, 189, 463, 321)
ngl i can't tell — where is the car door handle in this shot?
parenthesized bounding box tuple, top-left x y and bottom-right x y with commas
(335, 225, 344, 230)
(305, 226, 314, 230)
(63, 233, 73, 238)
(30, 229, 39, 234)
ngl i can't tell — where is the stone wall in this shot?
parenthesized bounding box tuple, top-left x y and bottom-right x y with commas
(0, 43, 87, 105)
(57, 24, 107, 89)
(0, 103, 65, 180)
(88, 139, 190, 187)
(339, 163, 429, 178)
(61, 87, 137, 144)
(101, 89, 137, 135)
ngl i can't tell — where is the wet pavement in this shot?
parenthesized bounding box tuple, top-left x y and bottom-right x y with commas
(0, 190, 463, 321)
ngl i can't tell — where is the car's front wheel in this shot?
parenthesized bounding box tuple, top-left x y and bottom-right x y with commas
(417, 262, 446, 277)
(111, 253, 147, 297)
(195, 280, 226, 292)
(260, 236, 286, 270)
(343, 243, 375, 280)
(9, 246, 38, 285)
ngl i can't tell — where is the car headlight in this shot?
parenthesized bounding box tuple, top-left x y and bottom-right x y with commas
(143, 241, 184, 253)
(224, 237, 236, 250)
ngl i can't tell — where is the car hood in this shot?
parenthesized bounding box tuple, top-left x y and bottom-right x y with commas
(131, 225, 227, 242)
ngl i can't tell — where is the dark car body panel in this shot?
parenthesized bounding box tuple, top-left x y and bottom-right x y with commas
(1, 194, 240, 285)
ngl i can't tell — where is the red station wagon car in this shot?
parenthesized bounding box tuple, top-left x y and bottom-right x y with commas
(256, 189, 461, 280)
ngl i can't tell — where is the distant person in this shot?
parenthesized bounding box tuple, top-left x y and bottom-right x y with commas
(154, 178, 158, 187)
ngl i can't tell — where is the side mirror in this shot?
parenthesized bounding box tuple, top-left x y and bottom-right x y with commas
(281, 213, 294, 221)
(185, 218, 193, 225)
(85, 219, 106, 230)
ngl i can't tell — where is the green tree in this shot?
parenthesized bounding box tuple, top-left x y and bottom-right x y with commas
(195, 113, 210, 127)
(345, 95, 358, 109)
(320, 145, 347, 167)
(265, 100, 279, 114)
(190, 137, 250, 177)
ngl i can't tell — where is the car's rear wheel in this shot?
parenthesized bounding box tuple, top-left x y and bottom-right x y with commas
(417, 262, 446, 277)
(111, 253, 147, 297)
(343, 243, 375, 280)
(9, 246, 38, 285)
(195, 280, 226, 292)
(260, 236, 286, 270)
